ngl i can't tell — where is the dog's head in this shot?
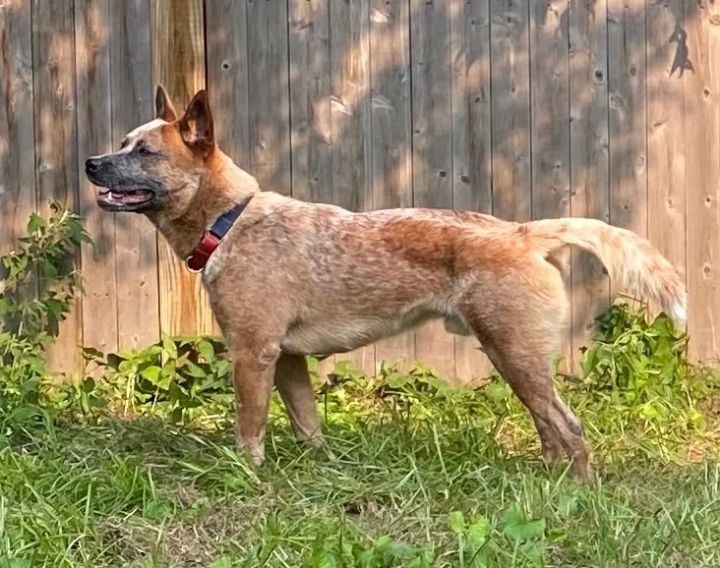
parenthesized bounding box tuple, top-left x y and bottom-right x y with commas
(85, 86, 214, 217)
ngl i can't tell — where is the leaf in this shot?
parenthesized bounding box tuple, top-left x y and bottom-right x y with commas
(41, 260, 59, 279)
(144, 499, 173, 522)
(9, 404, 44, 425)
(556, 494, 579, 518)
(504, 518, 545, 541)
(162, 335, 178, 358)
(501, 504, 546, 541)
(27, 212, 46, 233)
(197, 338, 215, 362)
(484, 381, 510, 403)
(140, 366, 163, 385)
(466, 516, 491, 545)
(448, 511, 466, 534)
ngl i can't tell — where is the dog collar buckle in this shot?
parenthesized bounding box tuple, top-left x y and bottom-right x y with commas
(185, 196, 253, 273)
(186, 232, 221, 272)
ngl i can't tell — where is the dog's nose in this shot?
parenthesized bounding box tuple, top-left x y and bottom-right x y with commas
(85, 158, 103, 174)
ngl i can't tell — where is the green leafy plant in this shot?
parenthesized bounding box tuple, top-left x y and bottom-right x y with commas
(305, 528, 434, 568)
(0, 203, 91, 339)
(83, 335, 233, 423)
(448, 506, 548, 568)
(448, 510, 491, 567)
(577, 302, 706, 433)
(0, 203, 91, 432)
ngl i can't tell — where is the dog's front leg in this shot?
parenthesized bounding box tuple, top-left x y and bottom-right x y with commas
(230, 343, 280, 467)
(274, 354, 324, 448)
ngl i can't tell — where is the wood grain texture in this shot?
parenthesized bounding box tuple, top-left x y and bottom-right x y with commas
(568, 0, 610, 369)
(450, 0, 493, 383)
(490, 0, 531, 222)
(410, 0, 455, 380)
(0, 0, 35, 254)
(607, 2, 647, 233)
(530, 0, 570, 222)
(369, 0, 414, 371)
(646, 0, 687, 312)
(685, 0, 720, 361)
(13, 0, 720, 373)
(287, 0, 337, 377)
(74, 0, 118, 354)
(246, 0, 292, 194)
(205, 0, 252, 170)
(530, 0, 572, 370)
(288, 0, 333, 204)
(152, 0, 215, 337)
(32, 0, 82, 373)
(110, 0, 160, 350)
(328, 0, 375, 374)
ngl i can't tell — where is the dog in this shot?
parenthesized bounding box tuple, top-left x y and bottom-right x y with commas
(85, 86, 687, 482)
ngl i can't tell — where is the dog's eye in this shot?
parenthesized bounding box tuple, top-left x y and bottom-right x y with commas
(136, 143, 154, 156)
(120, 139, 129, 149)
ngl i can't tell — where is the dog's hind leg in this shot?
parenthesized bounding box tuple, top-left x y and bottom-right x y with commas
(460, 263, 591, 481)
(482, 337, 590, 481)
(275, 354, 324, 448)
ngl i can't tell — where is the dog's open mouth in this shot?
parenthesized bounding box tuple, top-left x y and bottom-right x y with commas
(97, 189, 155, 210)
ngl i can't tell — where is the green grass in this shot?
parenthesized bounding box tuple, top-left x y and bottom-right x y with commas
(1, 366, 719, 568)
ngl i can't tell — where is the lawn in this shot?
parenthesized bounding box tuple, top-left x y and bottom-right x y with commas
(2, 340, 720, 568)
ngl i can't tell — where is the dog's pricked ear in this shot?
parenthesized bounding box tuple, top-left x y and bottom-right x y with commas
(155, 85, 178, 122)
(178, 89, 214, 154)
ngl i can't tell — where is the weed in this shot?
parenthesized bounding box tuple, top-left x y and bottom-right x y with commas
(0, 204, 92, 436)
(83, 335, 233, 423)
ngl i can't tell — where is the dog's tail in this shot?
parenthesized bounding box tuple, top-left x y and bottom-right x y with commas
(523, 218, 687, 324)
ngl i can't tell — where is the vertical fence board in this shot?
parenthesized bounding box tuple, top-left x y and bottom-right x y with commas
(568, 0, 610, 369)
(289, 0, 332, 205)
(607, 0, 647, 299)
(110, 0, 160, 350)
(450, 0, 493, 383)
(490, 0, 531, 222)
(247, 0, 292, 194)
(370, 0, 414, 371)
(0, 0, 35, 254)
(328, 0, 375, 374)
(530, 0, 570, 223)
(32, 0, 82, 373)
(152, 0, 215, 337)
(685, 0, 720, 361)
(646, 0, 687, 308)
(410, 0, 455, 379)
(75, 0, 118, 354)
(205, 0, 251, 171)
(530, 0, 571, 369)
(288, 0, 336, 376)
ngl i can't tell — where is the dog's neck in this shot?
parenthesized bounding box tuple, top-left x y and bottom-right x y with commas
(148, 150, 260, 260)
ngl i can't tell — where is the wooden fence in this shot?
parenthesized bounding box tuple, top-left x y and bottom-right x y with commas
(1, 0, 719, 381)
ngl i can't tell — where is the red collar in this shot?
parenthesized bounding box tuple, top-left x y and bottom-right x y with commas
(185, 197, 253, 272)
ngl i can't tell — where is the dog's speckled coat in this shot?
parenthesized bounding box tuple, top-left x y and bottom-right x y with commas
(85, 87, 687, 482)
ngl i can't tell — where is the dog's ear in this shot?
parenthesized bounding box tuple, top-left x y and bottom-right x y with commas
(178, 89, 214, 154)
(155, 85, 178, 122)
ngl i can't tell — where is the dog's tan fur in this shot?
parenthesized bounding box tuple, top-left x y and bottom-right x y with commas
(86, 88, 687, 482)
